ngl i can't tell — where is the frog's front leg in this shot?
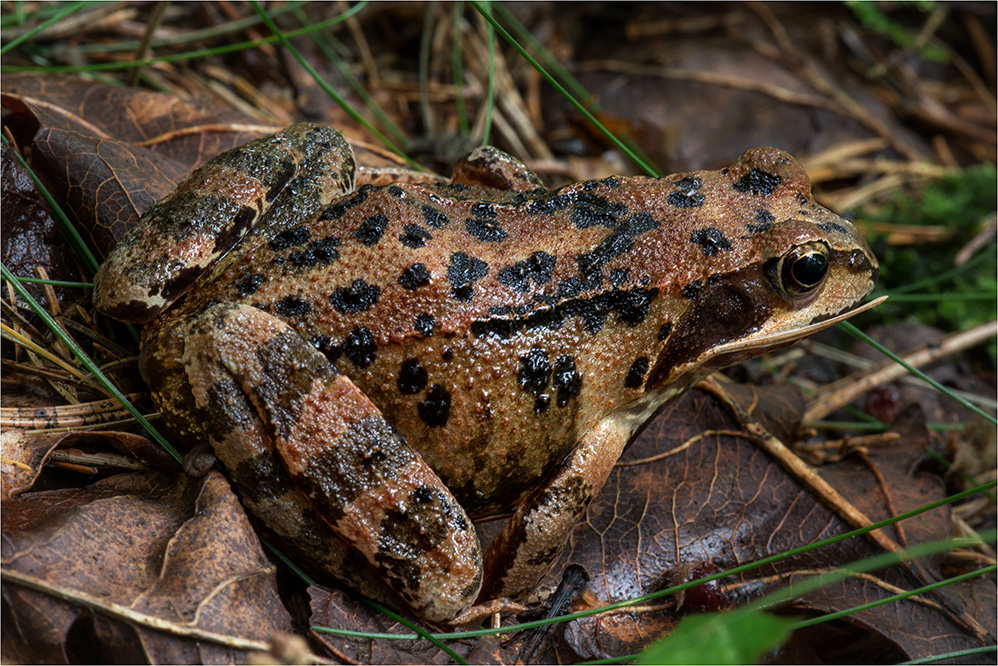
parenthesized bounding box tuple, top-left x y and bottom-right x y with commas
(162, 302, 482, 623)
(479, 418, 632, 601)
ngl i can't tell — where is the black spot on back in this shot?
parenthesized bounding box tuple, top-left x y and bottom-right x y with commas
(387, 184, 404, 197)
(354, 214, 389, 246)
(269, 225, 311, 251)
(399, 263, 431, 290)
(288, 236, 340, 267)
(576, 212, 660, 282)
(683, 281, 702, 299)
(690, 227, 733, 257)
(237, 273, 266, 296)
(518, 346, 552, 398)
(667, 177, 705, 208)
(322, 186, 371, 220)
(624, 357, 649, 389)
(330, 279, 381, 313)
(819, 222, 849, 234)
(471, 285, 659, 339)
(422, 205, 451, 228)
(497, 251, 556, 293)
(552, 355, 582, 407)
(415, 313, 435, 336)
(658, 321, 673, 340)
(608, 268, 629, 286)
(570, 192, 627, 229)
(417, 385, 451, 427)
(397, 359, 428, 394)
(733, 169, 782, 195)
(311, 334, 340, 363)
(465, 217, 507, 243)
(275, 295, 311, 317)
(447, 252, 488, 301)
(342, 326, 376, 367)
(527, 192, 574, 216)
(399, 224, 432, 248)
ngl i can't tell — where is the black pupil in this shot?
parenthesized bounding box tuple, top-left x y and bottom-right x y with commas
(790, 252, 828, 287)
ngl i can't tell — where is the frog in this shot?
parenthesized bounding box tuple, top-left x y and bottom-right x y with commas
(93, 123, 879, 623)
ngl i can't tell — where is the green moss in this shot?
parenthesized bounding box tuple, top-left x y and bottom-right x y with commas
(864, 164, 996, 331)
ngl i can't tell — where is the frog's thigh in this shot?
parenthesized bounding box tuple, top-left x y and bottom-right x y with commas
(180, 303, 482, 623)
(480, 418, 630, 601)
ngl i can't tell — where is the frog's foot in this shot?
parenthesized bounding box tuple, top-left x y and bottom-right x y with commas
(169, 302, 482, 623)
(479, 418, 632, 602)
(446, 597, 527, 627)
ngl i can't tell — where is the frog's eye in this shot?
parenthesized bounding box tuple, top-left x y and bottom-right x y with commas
(774, 242, 830, 296)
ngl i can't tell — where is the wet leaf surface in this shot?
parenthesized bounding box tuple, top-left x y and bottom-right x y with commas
(2, 471, 291, 664)
(523, 389, 988, 662)
(1, 142, 84, 306)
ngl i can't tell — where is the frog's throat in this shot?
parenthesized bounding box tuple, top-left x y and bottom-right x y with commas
(613, 295, 886, 438)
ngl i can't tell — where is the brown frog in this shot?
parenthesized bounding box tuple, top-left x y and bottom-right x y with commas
(93, 124, 878, 623)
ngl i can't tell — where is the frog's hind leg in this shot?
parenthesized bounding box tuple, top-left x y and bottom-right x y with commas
(167, 302, 482, 623)
(95, 123, 355, 324)
(479, 418, 631, 603)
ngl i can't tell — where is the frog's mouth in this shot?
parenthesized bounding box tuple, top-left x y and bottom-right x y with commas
(707, 294, 887, 362)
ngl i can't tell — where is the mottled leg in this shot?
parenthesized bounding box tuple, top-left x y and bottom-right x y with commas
(95, 123, 355, 323)
(478, 418, 631, 602)
(173, 302, 482, 623)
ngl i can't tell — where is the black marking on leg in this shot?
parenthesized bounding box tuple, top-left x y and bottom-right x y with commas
(296, 415, 414, 524)
(255, 328, 333, 439)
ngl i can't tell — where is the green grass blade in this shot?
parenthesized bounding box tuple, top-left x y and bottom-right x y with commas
(1, 265, 181, 462)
